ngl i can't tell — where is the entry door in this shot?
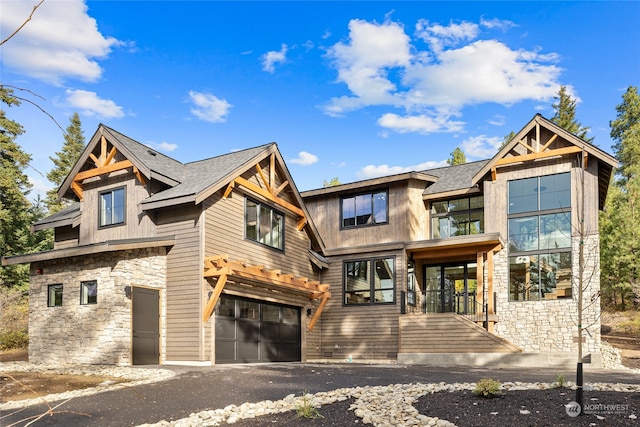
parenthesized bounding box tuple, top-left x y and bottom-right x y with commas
(423, 263, 477, 314)
(132, 287, 160, 365)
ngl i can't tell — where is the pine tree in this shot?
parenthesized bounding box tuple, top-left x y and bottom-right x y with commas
(551, 86, 593, 143)
(600, 86, 640, 308)
(46, 112, 85, 213)
(0, 86, 32, 289)
(446, 147, 466, 165)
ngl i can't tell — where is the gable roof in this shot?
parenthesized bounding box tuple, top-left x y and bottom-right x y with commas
(472, 114, 618, 209)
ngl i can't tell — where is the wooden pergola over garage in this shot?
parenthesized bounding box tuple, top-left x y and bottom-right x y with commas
(202, 255, 331, 330)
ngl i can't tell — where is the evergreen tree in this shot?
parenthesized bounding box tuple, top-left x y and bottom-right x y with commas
(322, 177, 342, 188)
(551, 86, 593, 143)
(46, 112, 85, 213)
(600, 86, 640, 309)
(446, 147, 466, 165)
(0, 86, 32, 289)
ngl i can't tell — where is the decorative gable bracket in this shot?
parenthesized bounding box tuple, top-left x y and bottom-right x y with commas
(490, 123, 587, 181)
(202, 254, 331, 331)
(71, 136, 146, 200)
(222, 153, 308, 230)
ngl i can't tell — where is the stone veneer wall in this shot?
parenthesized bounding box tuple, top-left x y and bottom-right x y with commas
(28, 247, 167, 365)
(493, 234, 601, 357)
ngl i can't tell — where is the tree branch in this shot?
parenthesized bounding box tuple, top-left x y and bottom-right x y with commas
(0, 0, 46, 46)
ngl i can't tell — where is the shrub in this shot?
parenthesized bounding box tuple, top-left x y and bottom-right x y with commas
(553, 374, 566, 388)
(0, 290, 29, 350)
(473, 378, 503, 398)
(295, 391, 323, 419)
(0, 330, 28, 350)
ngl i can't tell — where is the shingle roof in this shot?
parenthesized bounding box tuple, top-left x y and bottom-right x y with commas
(421, 160, 490, 196)
(32, 202, 80, 229)
(141, 143, 274, 205)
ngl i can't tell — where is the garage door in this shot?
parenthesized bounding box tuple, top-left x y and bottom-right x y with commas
(215, 295, 301, 363)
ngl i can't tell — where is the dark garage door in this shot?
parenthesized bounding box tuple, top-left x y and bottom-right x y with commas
(215, 295, 300, 363)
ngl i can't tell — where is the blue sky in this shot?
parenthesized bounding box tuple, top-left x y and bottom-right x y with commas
(1, 1, 639, 199)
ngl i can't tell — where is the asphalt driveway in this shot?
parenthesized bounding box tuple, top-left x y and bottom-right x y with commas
(2, 363, 639, 426)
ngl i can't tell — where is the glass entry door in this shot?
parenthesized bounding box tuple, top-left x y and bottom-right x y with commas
(423, 263, 477, 314)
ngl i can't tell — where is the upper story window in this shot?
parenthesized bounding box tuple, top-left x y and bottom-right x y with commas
(508, 173, 572, 301)
(343, 257, 395, 305)
(341, 190, 387, 228)
(99, 187, 125, 227)
(245, 199, 284, 250)
(431, 196, 484, 239)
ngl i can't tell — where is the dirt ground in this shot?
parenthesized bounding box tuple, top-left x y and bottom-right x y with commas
(0, 349, 128, 403)
(1, 311, 638, 403)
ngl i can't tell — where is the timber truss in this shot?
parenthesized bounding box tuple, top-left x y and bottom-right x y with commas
(491, 122, 586, 181)
(222, 153, 308, 231)
(202, 254, 331, 331)
(71, 136, 146, 200)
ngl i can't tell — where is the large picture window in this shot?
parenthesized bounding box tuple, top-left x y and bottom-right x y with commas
(99, 187, 125, 227)
(508, 173, 572, 301)
(341, 191, 387, 228)
(431, 196, 484, 238)
(48, 284, 63, 307)
(344, 257, 395, 305)
(245, 199, 284, 250)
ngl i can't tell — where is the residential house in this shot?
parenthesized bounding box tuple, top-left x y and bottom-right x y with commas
(2, 114, 616, 366)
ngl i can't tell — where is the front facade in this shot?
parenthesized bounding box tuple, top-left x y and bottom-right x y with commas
(2, 114, 616, 366)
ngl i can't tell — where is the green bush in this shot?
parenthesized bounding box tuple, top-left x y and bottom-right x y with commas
(473, 378, 503, 398)
(295, 391, 323, 419)
(0, 330, 28, 350)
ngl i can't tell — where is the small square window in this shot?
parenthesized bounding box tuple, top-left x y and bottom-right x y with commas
(99, 187, 125, 227)
(48, 284, 63, 307)
(80, 281, 98, 305)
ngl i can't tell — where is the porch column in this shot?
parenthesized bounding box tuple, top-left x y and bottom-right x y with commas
(476, 251, 484, 309)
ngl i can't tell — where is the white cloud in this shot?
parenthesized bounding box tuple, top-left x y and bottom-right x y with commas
(378, 113, 464, 134)
(488, 115, 506, 126)
(461, 135, 504, 159)
(188, 91, 232, 123)
(261, 44, 288, 73)
(289, 151, 318, 166)
(357, 159, 448, 180)
(0, 0, 123, 85)
(480, 17, 517, 31)
(323, 18, 563, 135)
(147, 141, 178, 152)
(66, 89, 124, 119)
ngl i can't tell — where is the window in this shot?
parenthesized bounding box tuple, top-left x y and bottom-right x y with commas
(99, 187, 125, 227)
(47, 284, 63, 307)
(342, 191, 387, 228)
(407, 261, 416, 306)
(431, 196, 484, 238)
(245, 199, 284, 250)
(80, 280, 98, 305)
(508, 173, 572, 301)
(344, 257, 395, 305)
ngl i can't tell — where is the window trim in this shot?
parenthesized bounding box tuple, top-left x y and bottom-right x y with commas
(244, 198, 285, 251)
(340, 190, 388, 229)
(47, 284, 63, 307)
(98, 186, 126, 228)
(343, 256, 396, 306)
(80, 280, 98, 305)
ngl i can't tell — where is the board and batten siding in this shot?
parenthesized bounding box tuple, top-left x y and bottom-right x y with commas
(320, 251, 405, 360)
(156, 204, 204, 361)
(78, 172, 156, 245)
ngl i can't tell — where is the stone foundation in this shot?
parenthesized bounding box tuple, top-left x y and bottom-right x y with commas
(28, 248, 166, 365)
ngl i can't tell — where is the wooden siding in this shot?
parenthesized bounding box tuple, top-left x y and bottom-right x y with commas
(399, 314, 522, 353)
(78, 171, 156, 245)
(54, 225, 79, 249)
(305, 181, 422, 250)
(156, 204, 203, 361)
(319, 251, 405, 360)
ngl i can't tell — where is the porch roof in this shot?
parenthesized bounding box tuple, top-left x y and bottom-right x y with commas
(405, 232, 504, 260)
(202, 254, 331, 331)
